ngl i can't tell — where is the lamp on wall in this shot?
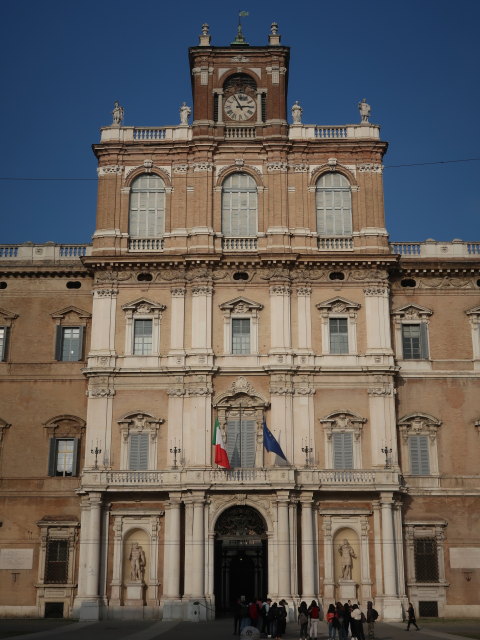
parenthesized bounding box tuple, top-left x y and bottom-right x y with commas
(381, 446, 392, 469)
(301, 444, 313, 468)
(170, 445, 182, 469)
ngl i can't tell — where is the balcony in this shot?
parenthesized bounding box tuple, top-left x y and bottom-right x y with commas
(391, 239, 480, 258)
(0, 243, 91, 263)
(128, 237, 164, 252)
(81, 467, 402, 492)
(318, 236, 353, 251)
(222, 237, 258, 251)
(289, 124, 380, 140)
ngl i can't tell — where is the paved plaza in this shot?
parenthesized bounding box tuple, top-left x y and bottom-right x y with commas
(0, 618, 479, 640)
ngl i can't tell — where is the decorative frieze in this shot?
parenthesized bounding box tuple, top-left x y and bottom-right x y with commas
(171, 287, 186, 297)
(289, 163, 309, 172)
(267, 162, 288, 172)
(94, 288, 118, 298)
(97, 165, 123, 176)
(296, 286, 312, 296)
(357, 163, 383, 173)
(192, 162, 214, 172)
(173, 164, 189, 174)
(363, 287, 388, 297)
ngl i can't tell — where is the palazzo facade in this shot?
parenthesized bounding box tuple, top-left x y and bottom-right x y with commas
(0, 24, 479, 621)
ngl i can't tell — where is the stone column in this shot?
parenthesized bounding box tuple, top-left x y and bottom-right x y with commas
(75, 495, 91, 600)
(191, 498, 205, 598)
(163, 496, 182, 598)
(380, 493, 397, 596)
(191, 285, 213, 353)
(393, 500, 407, 598)
(296, 286, 312, 352)
(289, 498, 299, 598)
(368, 384, 397, 467)
(183, 498, 194, 597)
(75, 492, 102, 620)
(322, 515, 335, 601)
(168, 287, 186, 365)
(109, 516, 123, 605)
(372, 501, 384, 596)
(300, 493, 315, 600)
(269, 284, 291, 353)
(360, 516, 372, 601)
(276, 492, 291, 598)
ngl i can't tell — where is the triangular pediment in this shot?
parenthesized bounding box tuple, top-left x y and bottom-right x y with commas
(219, 296, 263, 312)
(121, 298, 166, 312)
(466, 305, 480, 317)
(392, 303, 432, 318)
(0, 307, 18, 322)
(50, 305, 91, 320)
(316, 297, 360, 312)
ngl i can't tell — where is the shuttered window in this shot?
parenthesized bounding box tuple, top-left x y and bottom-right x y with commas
(316, 172, 352, 237)
(226, 419, 256, 468)
(129, 174, 165, 238)
(129, 433, 149, 470)
(0, 326, 8, 361)
(232, 318, 251, 354)
(409, 435, 430, 475)
(402, 323, 429, 359)
(329, 317, 348, 354)
(45, 540, 69, 584)
(332, 432, 354, 469)
(55, 326, 83, 361)
(133, 319, 153, 355)
(48, 438, 79, 477)
(222, 173, 257, 237)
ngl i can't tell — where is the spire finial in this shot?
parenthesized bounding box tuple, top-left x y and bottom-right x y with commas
(199, 23, 211, 46)
(269, 21, 281, 45)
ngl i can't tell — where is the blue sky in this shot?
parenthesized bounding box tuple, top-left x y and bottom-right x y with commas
(1, 0, 479, 244)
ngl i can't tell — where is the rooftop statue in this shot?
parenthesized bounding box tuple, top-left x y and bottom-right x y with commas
(180, 102, 191, 126)
(358, 98, 371, 124)
(291, 101, 303, 124)
(112, 101, 124, 126)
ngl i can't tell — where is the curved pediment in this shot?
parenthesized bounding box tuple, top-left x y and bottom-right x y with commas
(316, 297, 360, 313)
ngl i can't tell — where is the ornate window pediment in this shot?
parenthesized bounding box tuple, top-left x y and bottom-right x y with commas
(219, 296, 263, 316)
(392, 304, 432, 322)
(121, 298, 166, 315)
(316, 297, 360, 316)
(398, 413, 441, 443)
(50, 306, 91, 321)
(0, 307, 18, 324)
(320, 411, 366, 441)
(43, 415, 86, 438)
(118, 411, 164, 442)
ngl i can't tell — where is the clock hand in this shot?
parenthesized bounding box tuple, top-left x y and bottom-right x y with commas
(234, 95, 244, 109)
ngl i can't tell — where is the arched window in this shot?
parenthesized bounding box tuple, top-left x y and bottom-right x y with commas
(316, 172, 352, 237)
(129, 174, 165, 238)
(221, 173, 257, 237)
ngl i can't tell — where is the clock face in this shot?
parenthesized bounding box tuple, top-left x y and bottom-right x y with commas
(224, 93, 256, 121)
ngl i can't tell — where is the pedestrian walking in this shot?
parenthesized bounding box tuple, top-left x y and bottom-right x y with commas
(366, 601, 379, 639)
(406, 602, 420, 631)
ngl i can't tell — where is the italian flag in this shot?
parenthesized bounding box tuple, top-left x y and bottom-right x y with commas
(212, 418, 231, 469)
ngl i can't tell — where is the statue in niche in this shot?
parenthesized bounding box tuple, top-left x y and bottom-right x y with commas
(338, 538, 356, 580)
(112, 101, 124, 126)
(129, 542, 146, 581)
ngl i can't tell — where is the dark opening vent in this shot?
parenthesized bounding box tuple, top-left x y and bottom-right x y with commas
(233, 272, 249, 281)
(66, 281, 81, 289)
(44, 602, 64, 618)
(137, 273, 153, 282)
(418, 601, 438, 617)
(329, 272, 345, 281)
(0, 282, 7, 289)
(401, 278, 417, 288)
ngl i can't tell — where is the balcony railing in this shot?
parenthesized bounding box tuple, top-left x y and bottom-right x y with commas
(81, 467, 401, 491)
(225, 126, 256, 140)
(391, 240, 480, 258)
(128, 237, 164, 252)
(0, 243, 91, 262)
(289, 124, 381, 140)
(318, 236, 353, 251)
(222, 237, 258, 251)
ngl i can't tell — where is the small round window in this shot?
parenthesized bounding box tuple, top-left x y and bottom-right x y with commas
(66, 281, 81, 289)
(329, 272, 345, 281)
(137, 273, 153, 282)
(401, 278, 417, 288)
(233, 272, 249, 281)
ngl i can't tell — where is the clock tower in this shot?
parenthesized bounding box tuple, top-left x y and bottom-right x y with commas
(189, 22, 290, 139)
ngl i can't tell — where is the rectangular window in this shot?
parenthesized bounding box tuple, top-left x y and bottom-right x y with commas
(402, 323, 428, 359)
(332, 432, 354, 469)
(133, 319, 153, 355)
(45, 540, 69, 583)
(414, 538, 439, 582)
(232, 318, 251, 354)
(129, 433, 149, 470)
(48, 438, 79, 477)
(226, 419, 256, 468)
(55, 326, 83, 361)
(409, 435, 430, 475)
(329, 317, 348, 354)
(0, 326, 8, 361)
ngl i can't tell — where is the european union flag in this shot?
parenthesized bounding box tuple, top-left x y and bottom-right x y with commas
(263, 419, 287, 461)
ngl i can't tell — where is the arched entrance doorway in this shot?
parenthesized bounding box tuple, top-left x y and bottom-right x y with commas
(214, 505, 268, 613)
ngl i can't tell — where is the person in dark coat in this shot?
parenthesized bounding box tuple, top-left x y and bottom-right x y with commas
(406, 602, 420, 630)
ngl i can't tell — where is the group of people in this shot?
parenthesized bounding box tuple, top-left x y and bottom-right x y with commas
(233, 597, 288, 638)
(298, 600, 379, 640)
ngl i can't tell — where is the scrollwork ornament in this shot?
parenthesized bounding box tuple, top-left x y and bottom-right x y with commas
(95, 288, 118, 298)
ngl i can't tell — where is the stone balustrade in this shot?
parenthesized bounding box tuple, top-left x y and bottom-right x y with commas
(81, 466, 401, 492)
(391, 239, 480, 258)
(0, 243, 91, 262)
(222, 237, 258, 251)
(289, 124, 381, 140)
